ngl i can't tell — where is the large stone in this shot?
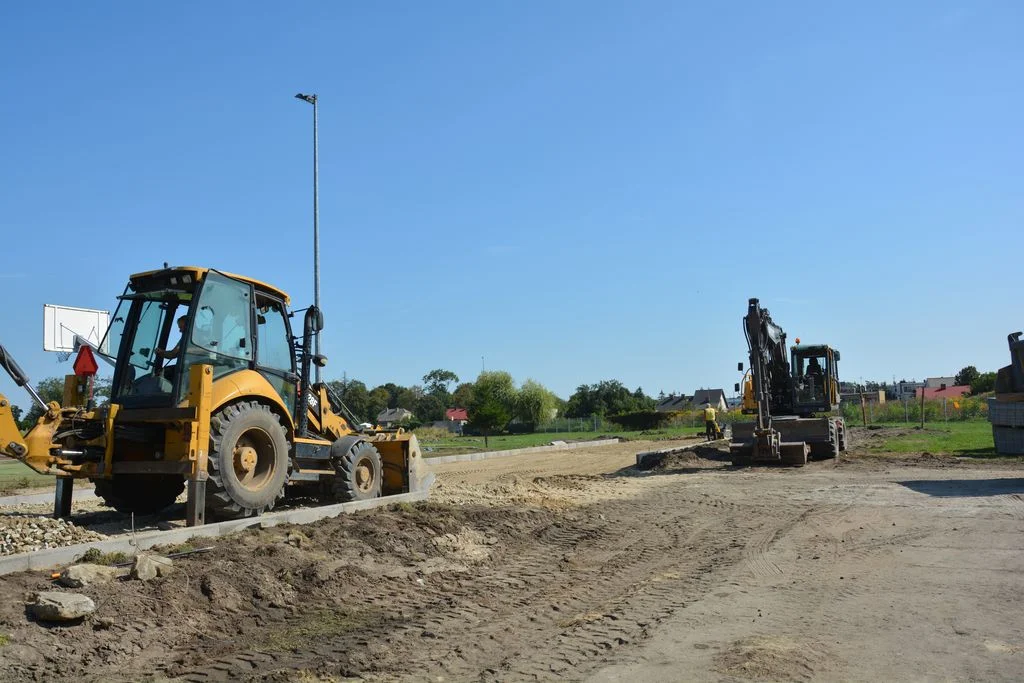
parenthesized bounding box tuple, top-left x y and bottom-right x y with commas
(58, 563, 124, 588)
(30, 591, 96, 622)
(131, 553, 173, 581)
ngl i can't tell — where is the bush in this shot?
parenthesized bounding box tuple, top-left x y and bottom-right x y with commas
(507, 422, 535, 434)
(606, 411, 673, 431)
(412, 426, 451, 441)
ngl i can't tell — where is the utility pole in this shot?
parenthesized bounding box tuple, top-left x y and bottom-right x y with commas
(295, 92, 321, 382)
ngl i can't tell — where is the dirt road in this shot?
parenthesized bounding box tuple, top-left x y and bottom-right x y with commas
(0, 435, 1021, 681)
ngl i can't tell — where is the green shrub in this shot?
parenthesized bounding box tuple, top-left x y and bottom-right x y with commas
(606, 411, 673, 430)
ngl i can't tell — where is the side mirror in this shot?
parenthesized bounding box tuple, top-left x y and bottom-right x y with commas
(833, 350, 841, 361)
(313, 354, 328, 368)
(737, 362, 744, 372)
(734, 383, 740, 393)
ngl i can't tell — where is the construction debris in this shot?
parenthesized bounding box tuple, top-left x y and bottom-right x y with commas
(1, 516, 103, 556)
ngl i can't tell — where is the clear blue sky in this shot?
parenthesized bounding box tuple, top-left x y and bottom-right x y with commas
(1, 1, 1021, 412)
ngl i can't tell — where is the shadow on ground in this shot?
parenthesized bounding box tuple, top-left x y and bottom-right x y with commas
(898, 478, 1024, 498)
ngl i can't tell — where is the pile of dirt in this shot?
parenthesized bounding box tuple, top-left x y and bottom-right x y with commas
(635, 445, 731, 472)
(432, 472, 624, 508)
(713, 635, 834, 681)
(0, 502, 556, 682)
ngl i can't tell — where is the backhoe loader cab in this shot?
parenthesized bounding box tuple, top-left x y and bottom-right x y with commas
(0, 266, 427, 525)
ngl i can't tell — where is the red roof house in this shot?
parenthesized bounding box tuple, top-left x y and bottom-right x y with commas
(445, 408, 469, 423)
(916, 385, 971, 399)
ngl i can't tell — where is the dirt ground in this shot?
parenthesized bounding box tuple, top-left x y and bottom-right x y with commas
(0, 433, 1022, 682)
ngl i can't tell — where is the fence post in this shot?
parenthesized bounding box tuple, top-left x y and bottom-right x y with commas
(860, 392, 867, 427)
(920, 388, 925, 428)
(904, 398, 908, 423)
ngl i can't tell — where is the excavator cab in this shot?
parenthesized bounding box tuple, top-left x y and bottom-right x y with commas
(792, 345, 840, 414)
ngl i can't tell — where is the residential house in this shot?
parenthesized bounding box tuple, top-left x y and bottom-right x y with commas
(445, 407, 469, 425)
(891, 380, 925, 401)
(691, 389, 728, 412)
(917, 385, 971, 400)
(376, 408, 413, 427)
(655, 394, 689, 412)
(925, 376, 956, 389)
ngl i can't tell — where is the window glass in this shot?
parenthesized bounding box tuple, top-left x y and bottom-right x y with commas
(190, 273, 253, 362)
(115, 300, 173, 399)
(256, 301, 293, 372)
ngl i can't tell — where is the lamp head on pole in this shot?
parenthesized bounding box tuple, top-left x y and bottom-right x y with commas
(294, 93, 317, 105)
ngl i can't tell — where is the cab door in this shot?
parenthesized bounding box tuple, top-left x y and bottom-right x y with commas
(254, 297, 299, 417)
(177, 271, 255, 402)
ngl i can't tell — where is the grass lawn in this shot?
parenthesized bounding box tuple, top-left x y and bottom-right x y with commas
(851, 421, 1003, 458)
(0, 458, 53, 494)
(419, 425, 703, 457)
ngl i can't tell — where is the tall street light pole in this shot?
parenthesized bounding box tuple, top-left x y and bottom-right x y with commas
(294, 92, 321, 383)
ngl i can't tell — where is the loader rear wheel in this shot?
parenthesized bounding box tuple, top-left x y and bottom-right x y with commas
(92, 475, 184, 515)
(207, 401, 289, 520)
(332, 441, 383, 502)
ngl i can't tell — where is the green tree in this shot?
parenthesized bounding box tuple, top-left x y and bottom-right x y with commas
(564, 380, 652, 418)
(394, 385, 422, 412)
(10, 404, 23, 430)
(326, 378, 372, 422)
(451, 382, 475, 409)
(515, 379, 559, 429)
(422, 369, 459, 397)
(467, 371, 516, 446)
(367, 387, 390, 421)
(970, 371, 997, 395)
(955, 366, 980, 387)
(416, 393, 446, 423)
(20, 377, 66, 429)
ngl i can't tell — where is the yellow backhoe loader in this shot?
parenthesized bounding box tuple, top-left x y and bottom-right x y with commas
(0, 266, 428, 525)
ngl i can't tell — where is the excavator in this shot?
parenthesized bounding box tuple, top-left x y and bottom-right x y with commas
(0, 266, 429, 525)
(731, 298, 847, 466)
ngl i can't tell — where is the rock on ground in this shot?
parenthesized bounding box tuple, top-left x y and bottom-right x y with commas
(58, 563, 124, 588)
(30, 591, 96, 622)
(131, 553, 173, 581)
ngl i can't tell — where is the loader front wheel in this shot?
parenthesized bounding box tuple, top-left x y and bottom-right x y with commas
(332, 441, 383, 502)
(92, 475, 184, 515)
(207, 401, 289, 520)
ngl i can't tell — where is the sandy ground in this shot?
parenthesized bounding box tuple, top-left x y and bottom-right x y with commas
(0, 433, 1021, 681)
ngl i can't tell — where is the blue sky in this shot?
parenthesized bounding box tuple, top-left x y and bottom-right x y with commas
(1, 1, 1021, 411)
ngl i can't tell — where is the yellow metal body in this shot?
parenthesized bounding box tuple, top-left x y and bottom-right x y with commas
(0, 266, 424, 513)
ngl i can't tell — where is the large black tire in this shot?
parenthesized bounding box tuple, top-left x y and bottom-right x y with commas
(92, 475, 184, 515)
(332, 441, 383, 502)
(207, 401, 290, 520)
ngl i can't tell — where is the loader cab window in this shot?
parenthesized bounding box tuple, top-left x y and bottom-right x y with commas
(176, 272, 254, 401)
(111, 294, 190, 406)
(256, 300, 294, 372)
(255, 298, 297, 415)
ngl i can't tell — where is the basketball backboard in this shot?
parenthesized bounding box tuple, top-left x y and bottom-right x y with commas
(43, 304, 111, 354)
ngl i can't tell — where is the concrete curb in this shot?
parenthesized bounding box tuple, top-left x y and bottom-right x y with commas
(426, 438, 621, 465)
(0, 473, 435, 577)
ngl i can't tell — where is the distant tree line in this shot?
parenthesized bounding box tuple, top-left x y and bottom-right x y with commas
(9, 370, 665, 436)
